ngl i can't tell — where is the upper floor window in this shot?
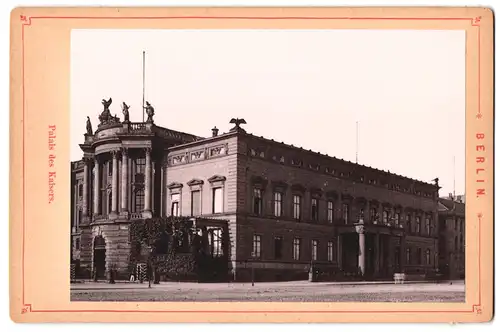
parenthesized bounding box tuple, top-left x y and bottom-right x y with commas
(108, 161, 113, 176)
(311, 240, 318, 261)
(78, 184, 83, 197)
(190, 190, 201, 216)
(171, 193, 180, 216)
(342, 203, 349, 224)
(75, 238, 80, 250)
(425, 217, 431, 235)
(77, 209, 82, 225)
(394, 213, 400, 226)
(327, 201, 334, 223)
(274, 236, 283, 259)
(382, 210, 388, 223)
(273, 192, 283, 217)
(416, 217, 421, 233)
(252, 234, 261, 258)
(406, 248, 411, 264)
(293, 238, 301, 260)
(135, 157, 145, 174)
(370, 208, 377, 222)
(253, 188, 263, 215)
(406, 213, 412, 230)
(134, 189, 145, 213)
(426, 249, 431, 265)
(327, 241, 334, 262)
(212, 187, 223, 214)
(134, 158, 146, 183)
(311, 198, 319, 221)
(293, 195, 302, 220)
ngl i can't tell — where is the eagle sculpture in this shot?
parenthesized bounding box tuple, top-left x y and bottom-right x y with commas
(101, 97, 112, 111)
(229, 118, 247, 128)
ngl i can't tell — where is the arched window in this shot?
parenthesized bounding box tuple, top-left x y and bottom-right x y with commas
(134, 189, 145, 212)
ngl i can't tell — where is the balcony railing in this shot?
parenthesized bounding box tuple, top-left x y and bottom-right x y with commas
(130, 122, 147, 131)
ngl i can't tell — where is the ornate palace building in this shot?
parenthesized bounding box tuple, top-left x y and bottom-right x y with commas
(71, 99, 444, 282)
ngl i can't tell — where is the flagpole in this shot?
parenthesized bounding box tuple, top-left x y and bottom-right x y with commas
(142, 51, 145, 123)
(356, 121, 359, 163)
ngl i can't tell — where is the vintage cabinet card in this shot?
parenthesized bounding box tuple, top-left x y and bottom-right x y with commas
(9, 6, 493, 323)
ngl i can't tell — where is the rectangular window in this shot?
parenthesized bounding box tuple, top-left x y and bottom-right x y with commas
(75, 238, 80, 250)
(425, 217, 431, 235)
(327, 241, 334, 262)
(327, 201, 334, 223)
(342, 203, 349, 224)
(208, 228, 223, 257)
(171, 193, 180, 216)
(252, 234, 261, 258)
(426, 249, 431, 265)
(406, 213, 412, 230)
(253, 188, 263, 215)
(293, 238, 301, 260)
(274, 236, 283, 259)
(108, 161, 113, 176)
(416, 217, 421, 233)
(293, 195, 302, 220)
(311, 198, 319, 221)
(383, 210, 388, 223)
(190, 190, 201, 216)
(273, 192, 283, 217)
(395, 213, 400, 226)
(416, 248, 422, 264)
(311, 240, 318, 261)
(406, 248, 411, 264)
(370, 208, 377, 222)
(134, 158, 146, 183)
(212, 187, 223, 214)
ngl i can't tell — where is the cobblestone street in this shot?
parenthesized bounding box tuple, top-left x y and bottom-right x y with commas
(71, 280, 465, 302)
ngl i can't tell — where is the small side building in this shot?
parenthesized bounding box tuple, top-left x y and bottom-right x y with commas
(437, 194, 465, 279)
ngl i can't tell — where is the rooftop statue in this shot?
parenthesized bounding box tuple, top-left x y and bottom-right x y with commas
(86, 116, 93, 135)
(122, 102, 130, 122)
(144, 101, 155, 123)
(98, 97, 120, 125)
(229, 118, 247, 132)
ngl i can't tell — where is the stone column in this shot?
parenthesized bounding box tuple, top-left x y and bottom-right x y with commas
(93, 157, 100, 216)
(111, 151, 118, 216)
(356, 225, 366, 276)
(144, 148, 152, 217)
(82, 159, 89, 218)
(121, 148, 128, 213)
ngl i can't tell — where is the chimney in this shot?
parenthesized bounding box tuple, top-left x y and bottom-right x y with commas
(212, 126, 219, 137)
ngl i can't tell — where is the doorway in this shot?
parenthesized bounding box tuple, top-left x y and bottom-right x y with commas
(93, 236, 106, 279)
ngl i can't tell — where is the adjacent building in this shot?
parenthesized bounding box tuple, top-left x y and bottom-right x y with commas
(71, 101, 445, 282)
(437, 194, 466, 279)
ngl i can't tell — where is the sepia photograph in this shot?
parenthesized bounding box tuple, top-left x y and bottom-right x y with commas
(69, 28, 466, 302)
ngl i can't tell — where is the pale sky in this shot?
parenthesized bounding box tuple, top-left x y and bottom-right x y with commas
(71, 29, 465, 196)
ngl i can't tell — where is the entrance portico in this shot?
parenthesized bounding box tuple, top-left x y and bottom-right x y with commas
(338, 220, 405, 280)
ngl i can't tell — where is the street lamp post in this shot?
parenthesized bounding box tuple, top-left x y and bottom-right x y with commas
(251, 251, 255, 287)
(148, 247, 153, 289)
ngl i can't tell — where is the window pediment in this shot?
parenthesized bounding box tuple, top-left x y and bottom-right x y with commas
(341, 193, 354, 201)
(208, 175, 227, 183)
(310, 187, 323, 197)
(187, 179, 204, 186)
(325, 190, 338, 199)
(251, 175, 268, 188)
(167, 182, 183, 189)
(291, 184, 306, 193)
(271, 180, 288, 189)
